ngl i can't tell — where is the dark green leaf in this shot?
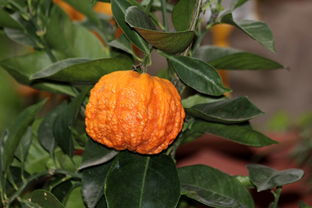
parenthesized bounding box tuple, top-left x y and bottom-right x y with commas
(0, 9, 22, 29)
(187, 120, 277, 147)
(38, 103, 67, 154)
(125, 6, 195, 54)
(2, 100, 46, 173)
(15, 126, 32, 163)
(111, 0, 149, 53)
(52, 181, 73, 203)
(166, 55, 230, 96)
(24, 190, 64, 208)
(186, 96, 263, 124)
(178, 165, 255, 208)
(31, 55, 133, 83)
(194, 46, 283, 70)
(105, 152, 180, 208)
(182, 94, 225, 108)
(81, 161, 112, 208)
(53, 88, 90, 156)
(172, 0, 199, 31)
(79, 139, 118, 170)
(221, 13, 275, 52)
(247, 164, 304, 192)
(46, 7, 109, 58)
(125, 6, 156, 30)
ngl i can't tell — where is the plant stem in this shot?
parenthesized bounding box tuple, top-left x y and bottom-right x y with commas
(160, 0, 168, 31)
(270, 187, 282, 208)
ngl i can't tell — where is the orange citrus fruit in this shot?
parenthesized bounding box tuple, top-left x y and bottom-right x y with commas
(85, 70, 185, 154)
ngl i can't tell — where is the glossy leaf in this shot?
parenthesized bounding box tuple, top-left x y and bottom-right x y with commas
(24, 190, 64, 208)
(0, 9, 22, 29)
(166, 55, 230, 96)
(81, 161, 112, 208)
(182, 94, 225, 108)
(247, 164, 304, 192)
(38, 103, 67, 154)
(79, 139, 118, 170)
(186, 96, 263, 124)
(31, 55, 133, 83)
(172, 0, 199, 31)
(221, 13, 275, 52)
(125, 6, 195, 54)
(52, 181, 73, 203)
(105, 152, 180, 208)
(187, 120, 277, 147)
(46, 7, 108, 58)
(53, 88, 90, 156)
(2, 100, 46, 173)
(178, 165, 255, 208)
(111, 0, 149, 53)
(194, 46, 283, 70)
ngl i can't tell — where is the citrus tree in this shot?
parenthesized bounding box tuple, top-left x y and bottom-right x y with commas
(0, 0, 306, 207)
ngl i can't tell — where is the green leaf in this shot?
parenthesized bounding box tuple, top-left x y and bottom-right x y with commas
(111, 0, 149, 53)
(65, 187, 84, 208)
(32, 82, 77, 97)
(105, 152, 180, 208)
(23, 119, 51, 174)
(24, 190, 64, 208)
(46, 7, 108, 59)
(31, 55, 133, 83)
(79, 139, 118, 170)
(232, 0, 249, 9)
(194, 46, 283, 70)
(186, 96, 263, 124)
(52, 181, 73, 203)
(125, 6, 195, 54)
(81, 161, 112, 208)
(182, 94, 225, 108)
(166, 55, 230, 96)
(38, 103, 67, 154)
(0, 52, 55, 84)
(187, 120, 277, 147)
(221, 13, 275, 52)
(0, 52, 76, 96)
(15, 126, 32, 163)
(247, 164, 304, 192)
(2, 100, 46, 173)
(0, 9, 22, 29)
(172, 0, 199, 31)
(178, 165, 255, 208)
(108, 35, 136, 57)
(53, 88, 89, 156)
